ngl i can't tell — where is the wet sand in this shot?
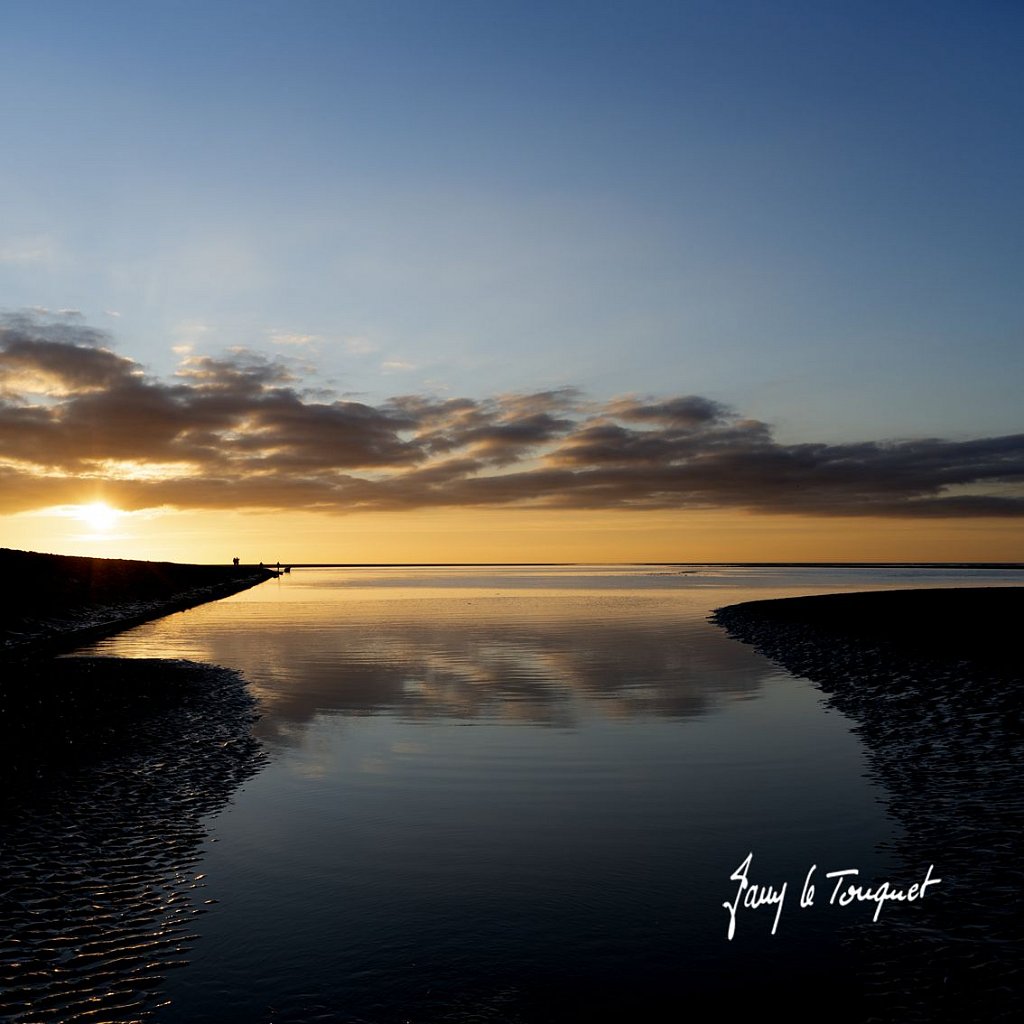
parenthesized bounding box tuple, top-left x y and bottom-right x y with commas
(0, 549, 273, 1023)
(0, 659, 266, 1023)
(712, 587, 1024, 1022)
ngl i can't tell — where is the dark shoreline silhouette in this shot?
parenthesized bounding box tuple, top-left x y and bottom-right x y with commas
(0, 550, 274, 1023)
(713, 587, 1024, 1022)
(0, 547, 275, 661)
(0, 658, 267, 1024)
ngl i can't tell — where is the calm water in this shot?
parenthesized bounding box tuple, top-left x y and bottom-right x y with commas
(78, 565, 1021, 1021)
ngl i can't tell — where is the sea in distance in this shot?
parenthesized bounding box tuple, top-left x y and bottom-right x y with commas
(67, 564, 1020, 1022)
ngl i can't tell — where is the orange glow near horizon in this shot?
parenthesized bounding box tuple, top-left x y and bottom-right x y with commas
(71, 501, 123, 533)
(2, 506, 1021, 565)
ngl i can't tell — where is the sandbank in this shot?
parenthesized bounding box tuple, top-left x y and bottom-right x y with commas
(713, 587, 1023, 1022)
(0, 547, 275, 660)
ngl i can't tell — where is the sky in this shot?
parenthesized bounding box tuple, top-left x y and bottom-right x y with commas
(1, 0, 1022, 563)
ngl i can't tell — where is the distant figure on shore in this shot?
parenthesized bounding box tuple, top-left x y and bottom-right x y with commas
(232, 556, 240, 567)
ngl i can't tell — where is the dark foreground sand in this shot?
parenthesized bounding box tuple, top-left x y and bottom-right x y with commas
(713, 587, 1023, 1023)
(0, 549, 273, 1023)
(0, 659, 266, 1023)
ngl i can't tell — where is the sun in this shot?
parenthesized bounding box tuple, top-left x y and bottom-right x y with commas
(74, 501, 122, 532)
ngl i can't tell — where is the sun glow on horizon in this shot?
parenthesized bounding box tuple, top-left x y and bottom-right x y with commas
(2, 504, 1020, 567)
(72, 501, 123, 533)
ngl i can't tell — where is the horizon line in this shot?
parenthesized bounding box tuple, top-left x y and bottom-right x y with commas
(257, 561, 1024, 569)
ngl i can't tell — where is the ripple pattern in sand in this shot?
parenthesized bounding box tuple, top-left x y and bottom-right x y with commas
(713, 603, 1024, 1022)
(0, 658, 266, 1024)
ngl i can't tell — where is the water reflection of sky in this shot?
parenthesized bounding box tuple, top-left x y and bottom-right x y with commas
(76, 566, 1020, 1022)
(89, 564, 1022, 743)
(93, 600, 773, 738)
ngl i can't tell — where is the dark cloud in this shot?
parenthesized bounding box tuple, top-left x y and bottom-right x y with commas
(1, 314, 1022, 519)
(0, 317, 132, 396)
(605, 394, 728, 426)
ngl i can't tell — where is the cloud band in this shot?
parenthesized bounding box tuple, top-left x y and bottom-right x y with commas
(2, 314, 1022, 519)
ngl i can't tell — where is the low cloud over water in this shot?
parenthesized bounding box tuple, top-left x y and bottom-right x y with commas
(2, 313, 1022, 519)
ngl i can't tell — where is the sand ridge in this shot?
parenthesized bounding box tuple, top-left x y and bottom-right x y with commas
(0, 547, 275, 660)
(713, 587, 1024, 1022)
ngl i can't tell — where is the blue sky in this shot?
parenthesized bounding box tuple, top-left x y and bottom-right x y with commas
(2, 0, 1022, 446)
